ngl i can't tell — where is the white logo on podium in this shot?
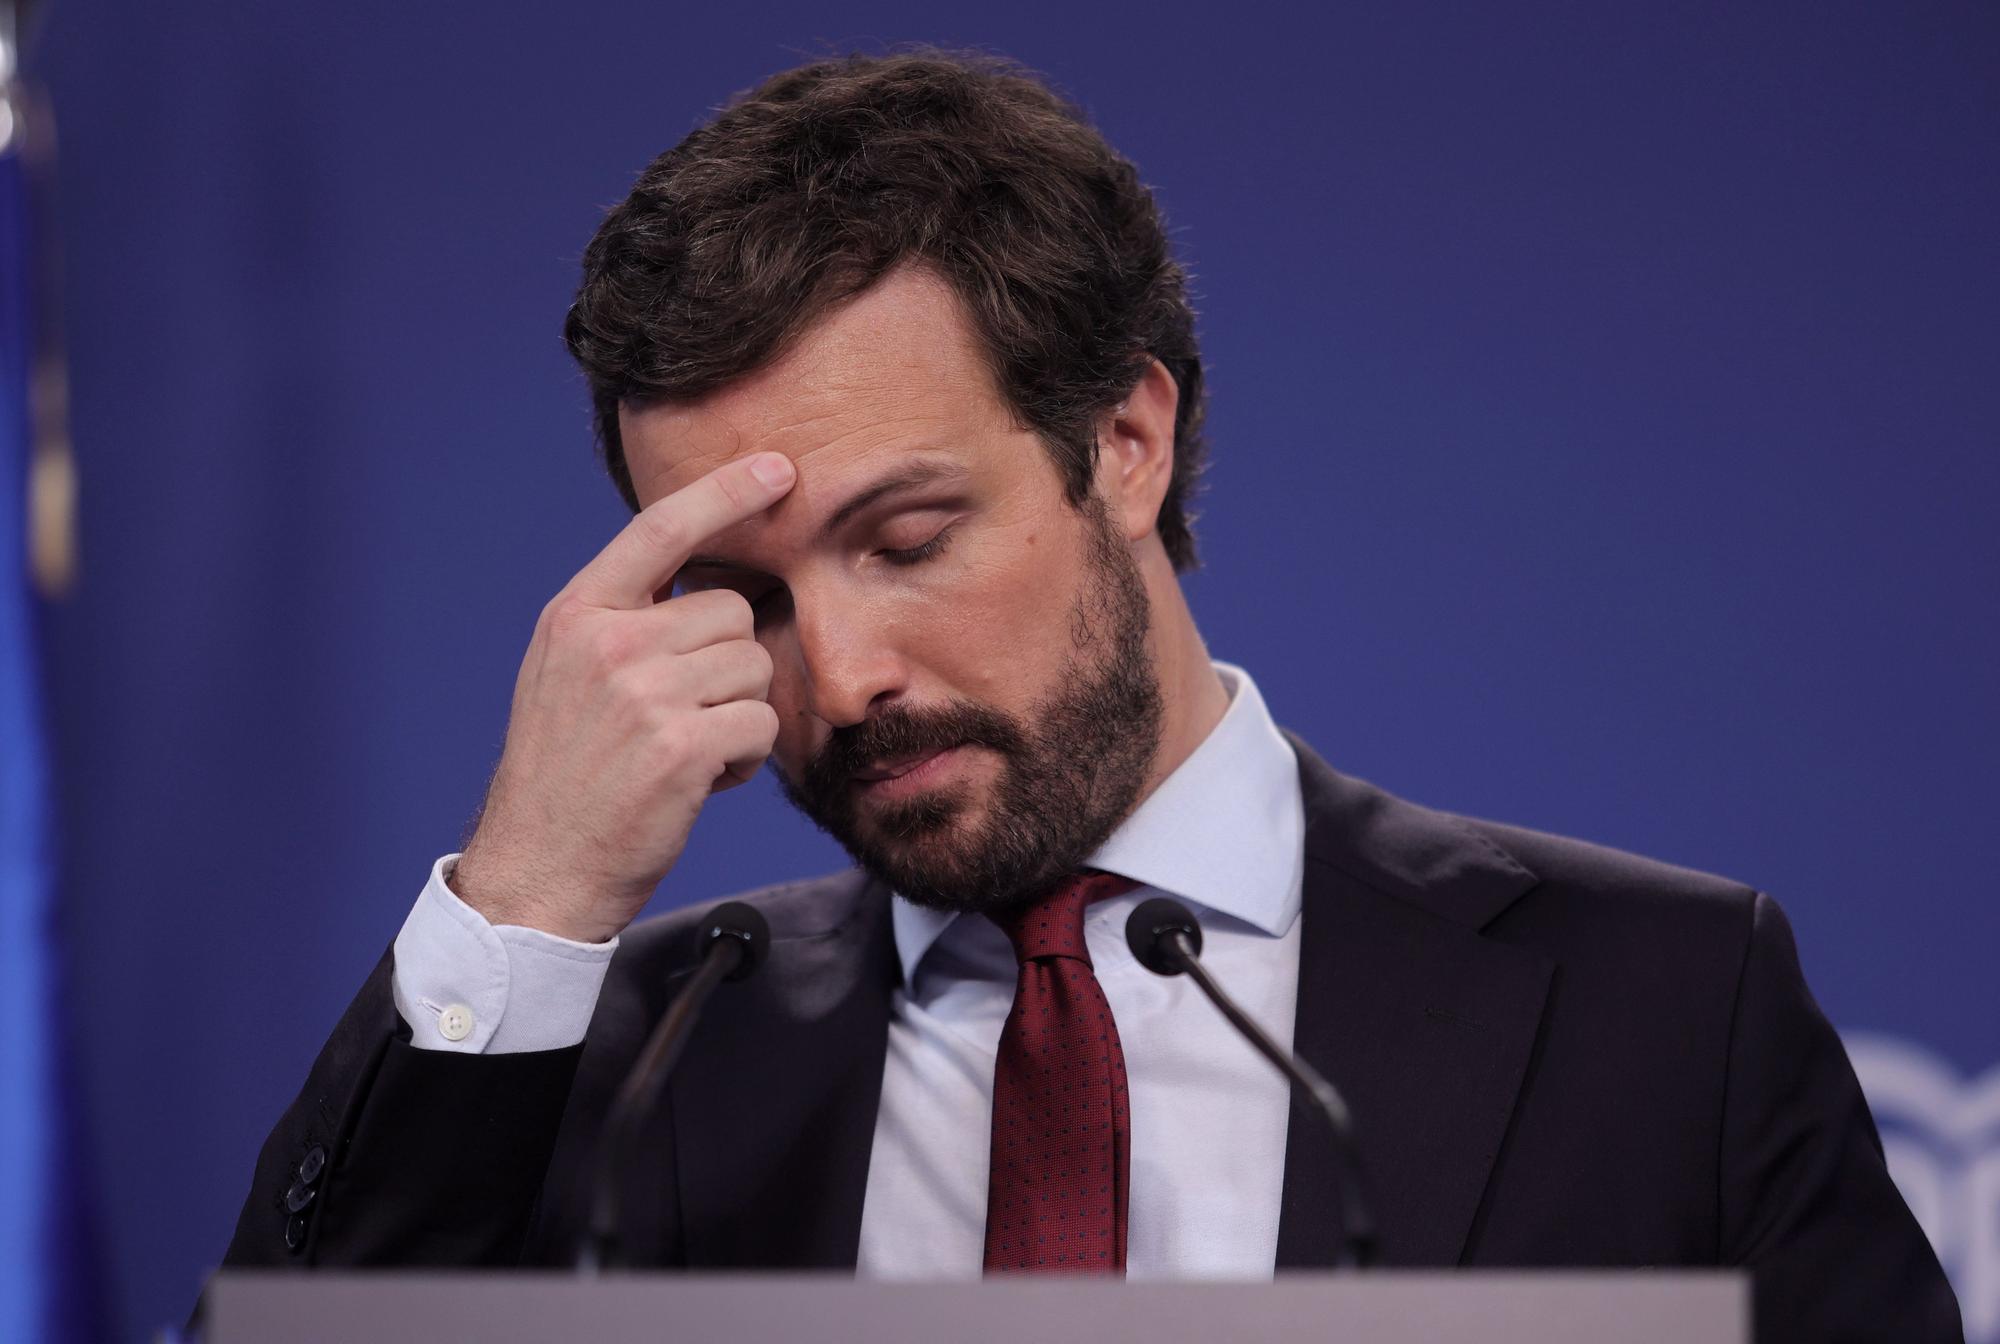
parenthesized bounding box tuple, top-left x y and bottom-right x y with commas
(1844, 1031, 1999, 1342)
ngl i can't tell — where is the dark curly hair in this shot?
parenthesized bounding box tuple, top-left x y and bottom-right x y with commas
(562, 49, 1207, 570)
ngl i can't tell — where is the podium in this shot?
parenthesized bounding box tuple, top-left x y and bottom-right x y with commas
(201, 1270, 1749, 1342)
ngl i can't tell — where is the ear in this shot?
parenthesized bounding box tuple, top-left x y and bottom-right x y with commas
(1093, 358, 1180, 546)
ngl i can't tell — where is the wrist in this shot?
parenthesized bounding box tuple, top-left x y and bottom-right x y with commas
(447, 850, 626, 944)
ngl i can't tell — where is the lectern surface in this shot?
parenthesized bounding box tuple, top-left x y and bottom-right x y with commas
(203, 1270, 1749, 1343)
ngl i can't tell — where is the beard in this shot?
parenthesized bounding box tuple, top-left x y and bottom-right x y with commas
(774, 498, 1164, 916)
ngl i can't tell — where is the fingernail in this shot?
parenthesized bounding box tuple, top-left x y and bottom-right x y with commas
(751, 454, 794, 489)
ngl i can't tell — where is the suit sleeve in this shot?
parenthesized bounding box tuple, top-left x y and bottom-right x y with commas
(218, 947, 583, 1268)
(392, 854, 617, 1055)
(1719, 891, 1963, 1342)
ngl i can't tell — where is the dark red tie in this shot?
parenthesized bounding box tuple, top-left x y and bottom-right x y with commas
(983, 870, 1139, 1274)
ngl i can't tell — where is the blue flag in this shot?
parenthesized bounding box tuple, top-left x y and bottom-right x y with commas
(1, 98, 86, 1343)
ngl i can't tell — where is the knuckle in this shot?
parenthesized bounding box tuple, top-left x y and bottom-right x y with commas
(728, 696, 778, 740)
(632, 507, 686, 558)
(649, 714, 695, 766)
(727, 636, 773, 680)
(585, 618, 642, 670)
(540, 591, 586, 632)
(711, 469, 752, 513)
(714, 703, 775, 771)
(711, 588, 755, 632)
(673, 586, 752, 631)
(604, 659, 656, 708)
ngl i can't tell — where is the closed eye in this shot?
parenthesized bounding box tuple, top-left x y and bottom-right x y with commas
(879, 524, 957, 568)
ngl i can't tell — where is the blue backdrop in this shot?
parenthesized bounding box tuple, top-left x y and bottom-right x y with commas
(26, 2, 1999, 1338)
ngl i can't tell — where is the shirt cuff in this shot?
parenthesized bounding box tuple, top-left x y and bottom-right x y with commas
(390, 853, 619, 1054)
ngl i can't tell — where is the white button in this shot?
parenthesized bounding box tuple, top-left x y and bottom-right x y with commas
(437, 1003, 475, 1042)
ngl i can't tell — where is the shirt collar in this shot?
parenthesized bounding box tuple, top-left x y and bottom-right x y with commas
(889, 662, 1304, 988)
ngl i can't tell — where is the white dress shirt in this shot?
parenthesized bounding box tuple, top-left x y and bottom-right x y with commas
(392, 662, 1305, 1278)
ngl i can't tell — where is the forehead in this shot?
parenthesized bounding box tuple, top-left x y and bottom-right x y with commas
(619, 267, 1014, 509)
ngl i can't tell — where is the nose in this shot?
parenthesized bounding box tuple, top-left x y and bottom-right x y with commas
(792, 597, 909, 728)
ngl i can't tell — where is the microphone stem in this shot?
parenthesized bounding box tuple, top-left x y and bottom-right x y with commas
(581, 936, 743, 1272)
(1164, 932, 1379, 1267)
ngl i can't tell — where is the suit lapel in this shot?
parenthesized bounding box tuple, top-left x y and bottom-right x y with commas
(670, 874, 897, 1269)
(1276, 735, 1554, 1267)
(634, 731, 1550, 1270)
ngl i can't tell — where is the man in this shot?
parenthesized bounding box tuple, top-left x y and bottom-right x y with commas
(220, 50, 1961, 1341)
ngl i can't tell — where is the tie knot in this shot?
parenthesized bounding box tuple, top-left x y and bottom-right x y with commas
(992, 871, 1139, 965)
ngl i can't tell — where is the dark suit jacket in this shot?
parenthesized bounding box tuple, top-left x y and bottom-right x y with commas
(221, 734, 1962, 1342)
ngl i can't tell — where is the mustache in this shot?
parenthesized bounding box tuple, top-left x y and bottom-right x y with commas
(801, 699, 1028, 796)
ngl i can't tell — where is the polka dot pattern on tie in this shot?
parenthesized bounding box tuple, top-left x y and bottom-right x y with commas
(982, 870, 1138, 1275)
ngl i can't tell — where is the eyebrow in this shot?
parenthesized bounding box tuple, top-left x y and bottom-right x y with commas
(682, 457, 968, 574)
(819, 458, 969, 539)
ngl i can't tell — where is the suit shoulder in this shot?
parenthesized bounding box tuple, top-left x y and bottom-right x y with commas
(1456, 814, 1766, 969)
(1285, 733, 1760, 941)
(1463, 816, 1759, 907)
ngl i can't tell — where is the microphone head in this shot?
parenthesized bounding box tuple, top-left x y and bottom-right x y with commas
(1125, 896, 1203, 976)
(701, 901, 771, 981)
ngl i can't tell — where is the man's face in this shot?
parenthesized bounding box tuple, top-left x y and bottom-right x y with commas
(620, 268, 1163, 912)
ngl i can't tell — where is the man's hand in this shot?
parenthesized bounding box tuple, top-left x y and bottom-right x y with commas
(450, 452, 797, 944)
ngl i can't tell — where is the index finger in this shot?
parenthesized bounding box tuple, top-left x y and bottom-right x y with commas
(568, 453, 796, 608)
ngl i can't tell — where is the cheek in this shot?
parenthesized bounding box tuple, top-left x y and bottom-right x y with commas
(903, 529, 1084, 696)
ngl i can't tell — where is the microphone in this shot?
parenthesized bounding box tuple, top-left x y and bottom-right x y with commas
(1125, 896, 1379, 1268)
(580, 900, 769, 1271)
